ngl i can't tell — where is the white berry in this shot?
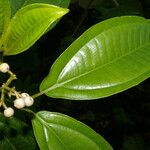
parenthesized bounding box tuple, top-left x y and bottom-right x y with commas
(0, 63, 10, 73)
(4, 107, 14, 117)
(14, 98, 25, 109)
(21, 93, 29, 98)
(24, 97, 34, 107)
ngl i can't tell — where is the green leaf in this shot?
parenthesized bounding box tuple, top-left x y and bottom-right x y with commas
(24, 0, 70, 7)
(32, 111, 113, 150)
(0, 134, 37, 150)
(10, 0, 70, 33)
(0, 0, 11, 45)
(10, 0, 70, 17)
(10, 0, 25, 16)
(2, 4, 69, 55)
(40, 16, 150, 100)
(99, 0, 142, 19)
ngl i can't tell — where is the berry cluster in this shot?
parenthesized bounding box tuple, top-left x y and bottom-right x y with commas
(4, 93, 34, 117)
(14, 93, 34, 108)
(0, 63, 34, 117)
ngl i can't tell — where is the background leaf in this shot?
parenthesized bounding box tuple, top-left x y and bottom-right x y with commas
(93, 0, 142, 20)
(0, 112, 38, 150)
(0, 0, 11, 46)
(2, 4, 69, 55)
(32, 111, 113, 150)
(40, 16, 150, 100)
(10, 0, 25, 16)
(0, 134, 37, 150)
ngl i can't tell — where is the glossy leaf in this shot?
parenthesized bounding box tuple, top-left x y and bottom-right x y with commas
(40, 16, 150, 100)
(0, 0, 10, 43)
(24, 0, 71, 32)
(10, 0, 70, 17)
(32, 111, 113, 150)
(10, 0, 70, 33)
(2, 4, 69, 55)
(24, 0, 71, 7)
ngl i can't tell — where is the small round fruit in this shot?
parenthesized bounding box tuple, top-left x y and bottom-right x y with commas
(0, 63, 10, 73)
(14, 98, 25, 109)
(21, 93, 29, 98)
(24, 97, 34, 107)
(4, 107, 14, 117)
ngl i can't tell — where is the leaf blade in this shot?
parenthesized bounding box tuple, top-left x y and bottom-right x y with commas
(0, 0, 11, 46)
(10, 0, 70, 18)
(24, 0, 70, 7)
(32, 111, 113, 150)
(40, 16, 150, 100)
(3, 4, 69, 55)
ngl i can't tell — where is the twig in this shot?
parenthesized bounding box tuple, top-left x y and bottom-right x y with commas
(0, 70, 17, 107)
(5, 71, 17, 87)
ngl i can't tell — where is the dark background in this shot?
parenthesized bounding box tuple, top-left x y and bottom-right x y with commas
(1, 0, 150, 149)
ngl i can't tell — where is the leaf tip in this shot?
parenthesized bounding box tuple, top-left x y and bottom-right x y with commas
(58, 8, 69, 16)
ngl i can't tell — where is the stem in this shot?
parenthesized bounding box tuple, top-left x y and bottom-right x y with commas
(32, 83, 59, 99)
(14, 91, 20, 98)
(0, 88, 6, 108)
(22, 108, 35, 115)
(6, 71, 17, 86)
(4, 86, 14, 91)
(32, 92, 44, 99)
(2, 102, 7, 109)
(5, 71, 17, 86)
(0, 70, 17, 107)
(4, 86, 21, 99)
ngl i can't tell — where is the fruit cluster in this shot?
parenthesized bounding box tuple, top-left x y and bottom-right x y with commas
(0, 63, 34, 117)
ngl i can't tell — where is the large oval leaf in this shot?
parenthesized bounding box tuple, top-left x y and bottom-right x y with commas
(0, 0, 10, 44)
(40, 16, 150, 100)
(32, 111, 113, 150)
(2, 4, 69, 55)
